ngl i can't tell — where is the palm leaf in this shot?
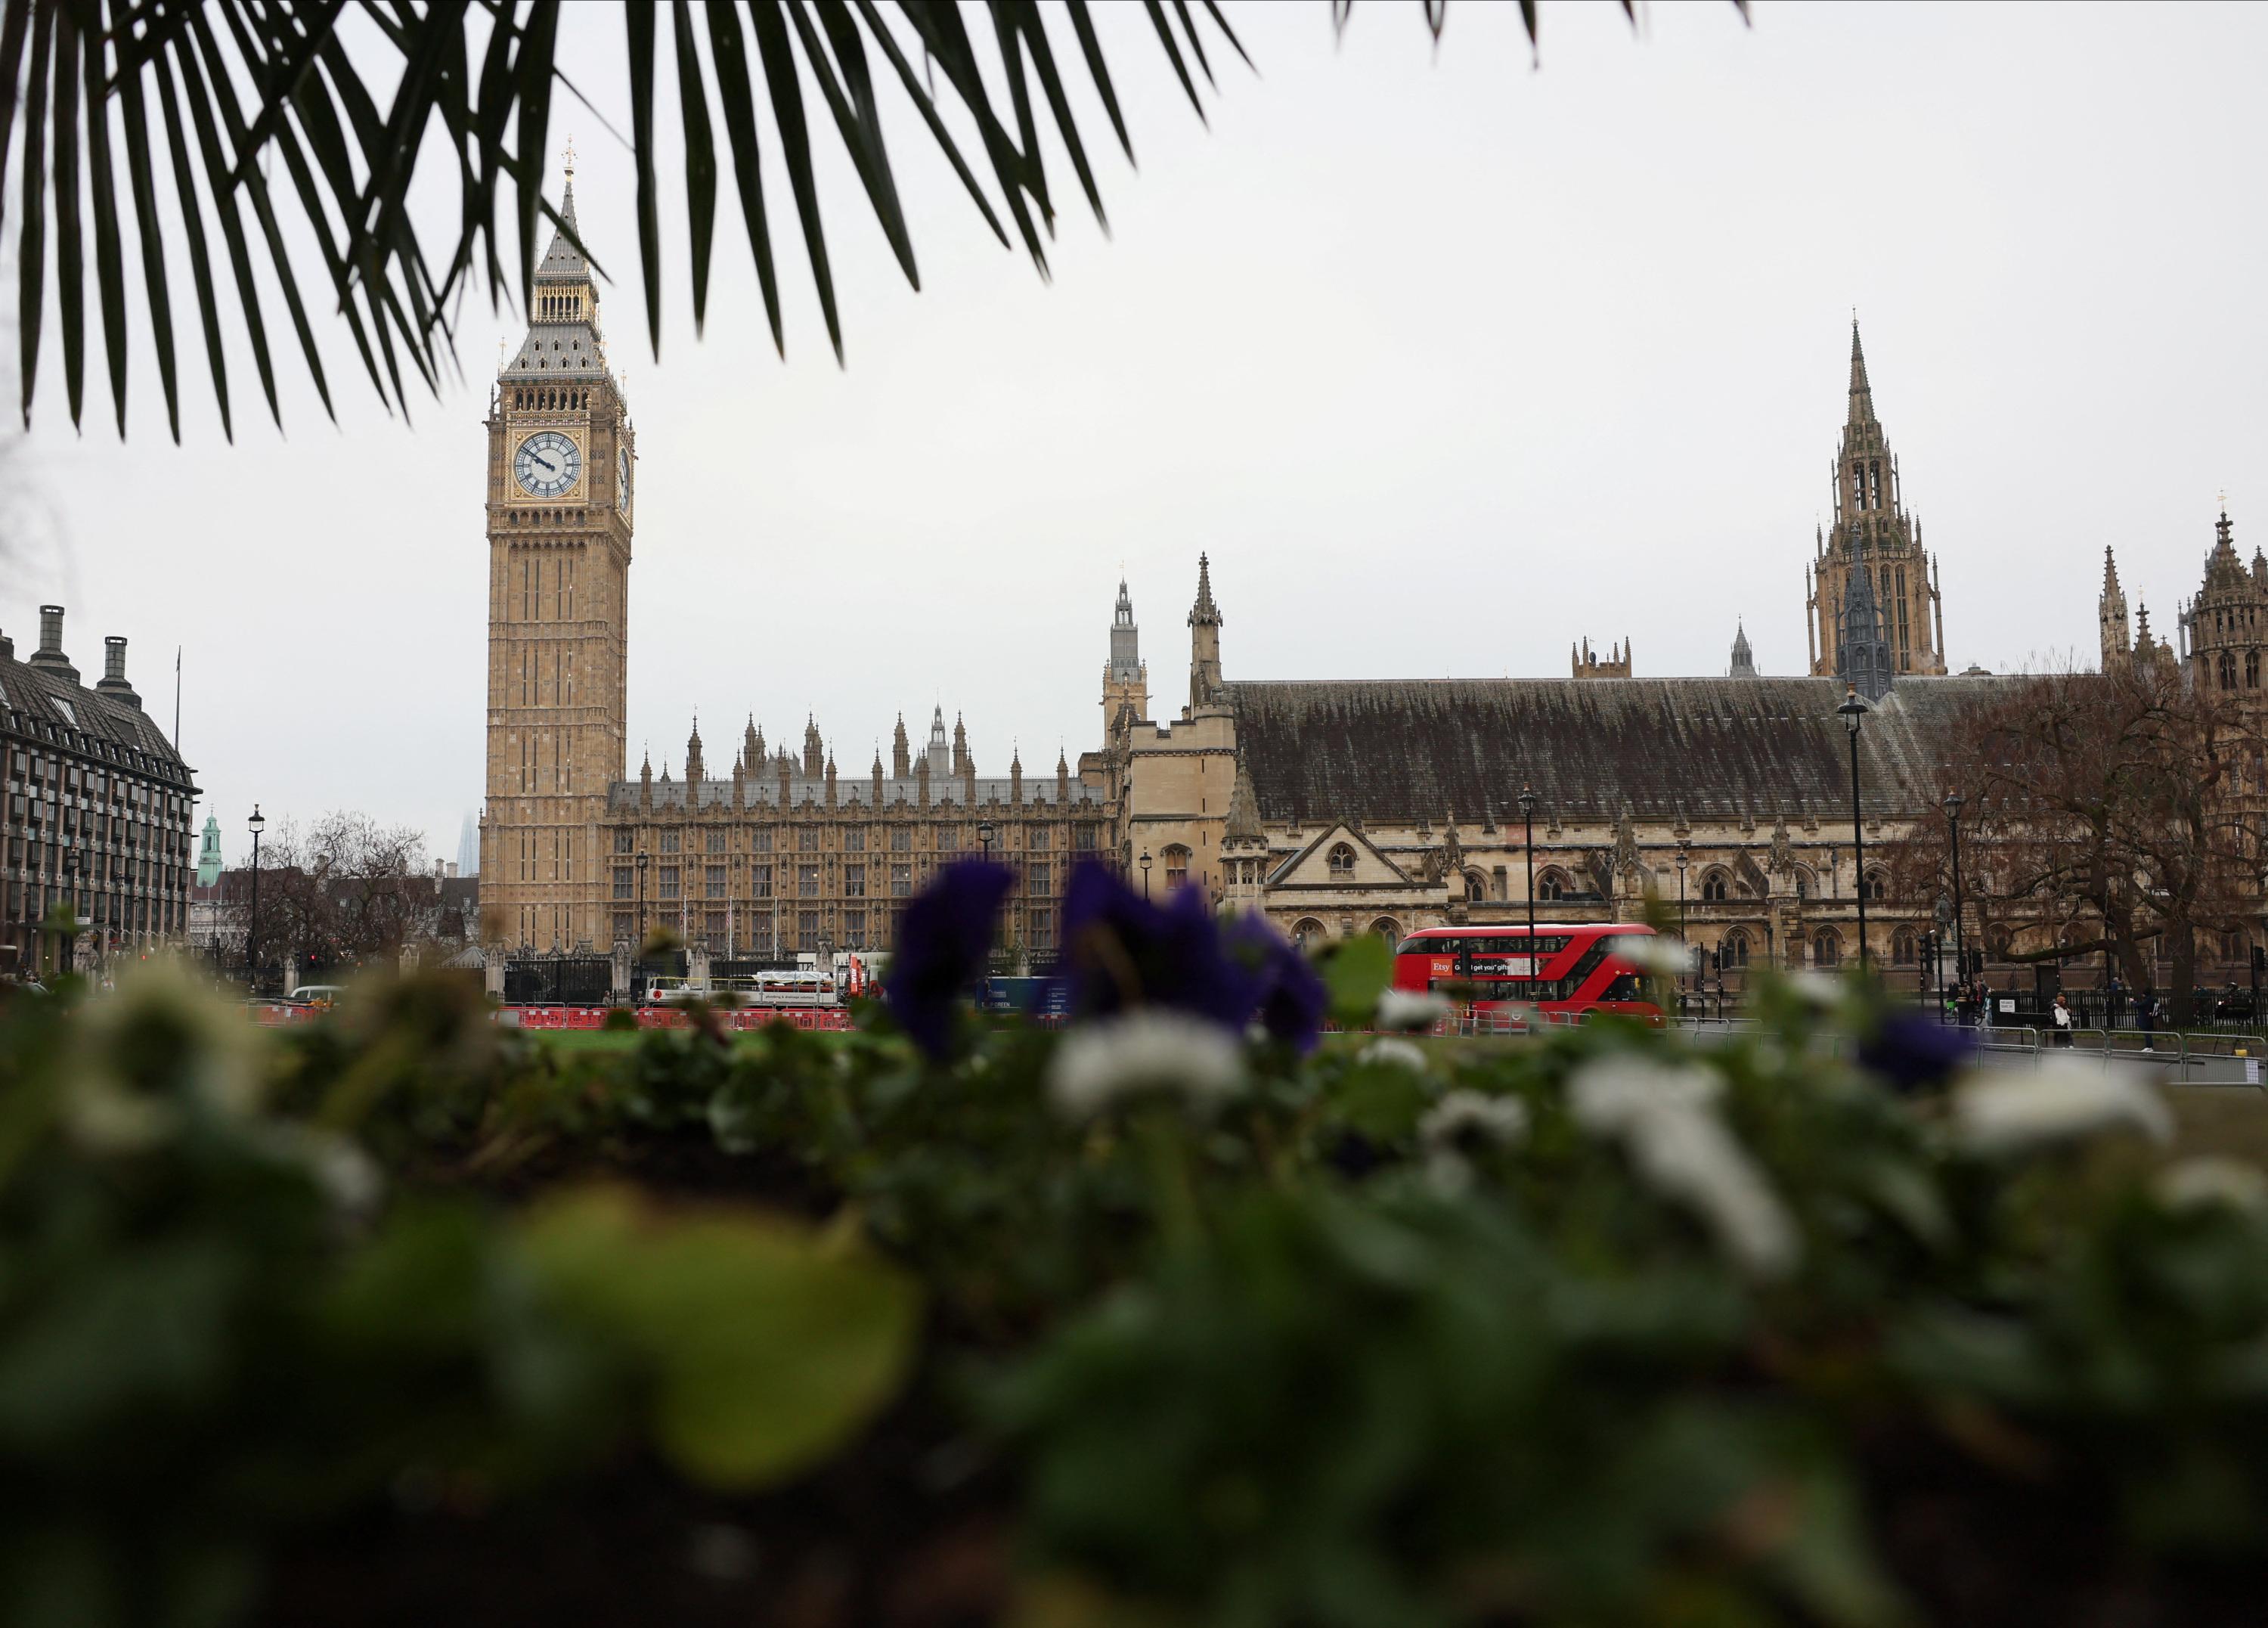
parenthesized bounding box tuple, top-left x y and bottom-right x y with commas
(1, 0, 1720, 433)
(18, 0, 52, 429)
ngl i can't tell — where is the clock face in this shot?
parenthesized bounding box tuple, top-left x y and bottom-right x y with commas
(513, 430, 581, 498)
(617, 445, 631, 513)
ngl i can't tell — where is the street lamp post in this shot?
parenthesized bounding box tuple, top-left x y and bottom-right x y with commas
(1838, 686, 1870, 970)
(1943, 790, 1966, 1009)
(1139, 848, 1153, 900)
(977, 819, 996, 864)
(636, 849, 651, 947)
(1518, 785, 1538, 997)
(246, 805, 265, 992)
(1675, 847, 1690, 999)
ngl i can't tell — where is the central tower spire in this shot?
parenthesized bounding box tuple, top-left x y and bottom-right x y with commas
(1805, 322, 1944, 681)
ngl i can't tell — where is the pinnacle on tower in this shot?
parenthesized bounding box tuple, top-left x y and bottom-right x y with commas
(1847, 318, 1875, 425)
(1189, 554, 1222, 628)
(1114, 578, 1135, 626)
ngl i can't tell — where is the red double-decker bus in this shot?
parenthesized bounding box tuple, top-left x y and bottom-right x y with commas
(1390, 923, 1664, 1027)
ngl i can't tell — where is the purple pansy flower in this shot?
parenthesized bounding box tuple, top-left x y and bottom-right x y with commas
(1858, 1013, 1976, 1094)
(1223, 912, 1328, 1052)
(1055, 861, 1257, 1032)
(885, 860, 1015, 1059)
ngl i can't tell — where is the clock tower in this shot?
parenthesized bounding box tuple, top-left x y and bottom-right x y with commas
(479, 160, 635, 952)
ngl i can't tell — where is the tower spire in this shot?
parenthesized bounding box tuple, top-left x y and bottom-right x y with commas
(1847, 318, 1873, 423)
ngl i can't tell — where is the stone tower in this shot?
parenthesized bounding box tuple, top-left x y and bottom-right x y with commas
(1103, 578, 1148, 730)
(1806, 323, 1946, 678)
(2099, 547, 2131, 671)
(1729, 621, 1758, 678)
(1837, 548, 1895, 701)
(1188, 554, 1224, 712)
(2179, 506, 2268, 699)
(481, 158, 635, 952)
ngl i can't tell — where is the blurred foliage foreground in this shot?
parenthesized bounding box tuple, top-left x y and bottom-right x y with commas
(4, 952, 2268, 1627)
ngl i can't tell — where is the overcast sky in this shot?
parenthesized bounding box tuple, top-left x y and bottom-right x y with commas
(5, 1, 2265, 869)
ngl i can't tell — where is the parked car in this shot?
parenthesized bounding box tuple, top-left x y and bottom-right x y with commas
(288, 985, 347, 1007)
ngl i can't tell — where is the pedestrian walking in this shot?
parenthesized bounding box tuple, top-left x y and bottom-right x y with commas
(2052, 992, 2074, 1047)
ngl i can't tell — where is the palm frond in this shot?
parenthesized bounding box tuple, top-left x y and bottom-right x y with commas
(2, 0, 1724, 437)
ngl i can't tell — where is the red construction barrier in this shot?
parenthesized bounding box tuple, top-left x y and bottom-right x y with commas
(491, 1002, 856, 1034)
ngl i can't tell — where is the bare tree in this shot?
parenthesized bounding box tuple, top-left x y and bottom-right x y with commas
(253, 812, 435, 974)
(1883, 661, 2265, 1026)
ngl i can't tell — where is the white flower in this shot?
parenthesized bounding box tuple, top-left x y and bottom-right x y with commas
(1951, 1061, 2172, 1158)
(1612, 935, 1690, 979)
(1374, 989, 1449, 1032)
(1047, 1011, 1244, 1121)
(1783, 971, 1845, 1010)
(1419, 1090, 1530, 1153)
(1359, 1037, 1429, 1072)
(1569, 1056, 1800, 1279)
(2155, 1157, 2268, 1215)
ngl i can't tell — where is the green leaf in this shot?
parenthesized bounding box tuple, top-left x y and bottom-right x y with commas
(51, 8, 84, 429)
(81, 10, 130, 437)
(519, 1186, 919, 1490)
(1319, 935, 1392, 1025)
(670, 0, 717, 330)
(0, 0, 34, 243)
(705, 0, 784, 355)
(749, 0, 841, 361)
(148, 18, 230, 439)
(111, 0, 184, 442)
(16, 0, 52, 429)
(625, 0, 661, 355)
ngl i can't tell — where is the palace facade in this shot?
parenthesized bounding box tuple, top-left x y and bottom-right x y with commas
(1094, 560, 2007, 975)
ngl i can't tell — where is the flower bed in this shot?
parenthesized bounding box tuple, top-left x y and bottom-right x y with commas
(3, 861, 2266, 1627)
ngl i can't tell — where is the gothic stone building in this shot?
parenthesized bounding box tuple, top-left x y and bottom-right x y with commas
(1095, 332, 2003, 978)
(1096, 560, 2007, 978)
(2, 607, 199, 976)
(479, 178, 1107, 957)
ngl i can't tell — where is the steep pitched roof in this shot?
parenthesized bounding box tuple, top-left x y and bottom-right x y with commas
(0, 638, 193, 784)
(1225, 675, 2016, 830)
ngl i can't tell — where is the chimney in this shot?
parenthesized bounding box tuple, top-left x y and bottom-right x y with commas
(0, 630, 12, 662)
(96, 635, 142, 708)
(29, 604, 79, 681)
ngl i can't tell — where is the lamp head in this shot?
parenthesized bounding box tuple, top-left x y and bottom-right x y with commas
(1517, 783, 1537, 818)
(1837, 684, 1867, 733)
(247, 805, 265, 836)
(637, 849, 649, 870)
(1942, 789, 1964, 821)
(1139, 849, 1152, 871)
(977, 820, 996, 845)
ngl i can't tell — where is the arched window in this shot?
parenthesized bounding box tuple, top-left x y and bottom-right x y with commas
(1163, 845, 1190, 891)
(2248, 651, 2260, 690)
(1536, 868, 1568, 901)
(1327, 842, 1356, 879)
(1720, 929, 1750, 968)
(1371, 918, 1402, 944)
(2221, 652, 2238, 690)
(1891, 926, 1916, 966)
(1291, 917, 1326, 947)
(1864, 870, 1885, 902)
(1792, 865, 1814, 902)
(1464, 870, 1487, 903)
(2220, 930, 2245, 962)
(1812, 928, 1841, 969)
(1984, 923, 2012, 962)
(1700, 870, 1729, 902)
